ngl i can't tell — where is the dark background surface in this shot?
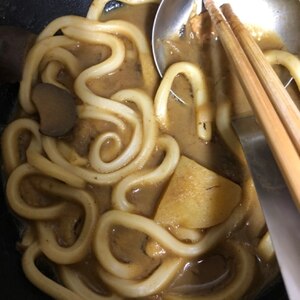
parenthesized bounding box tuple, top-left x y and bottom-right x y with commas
(0, 0, 289, 299)
(0, 1, 92, 299)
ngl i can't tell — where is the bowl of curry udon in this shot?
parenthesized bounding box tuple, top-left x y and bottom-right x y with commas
(0, 0, 292, 299)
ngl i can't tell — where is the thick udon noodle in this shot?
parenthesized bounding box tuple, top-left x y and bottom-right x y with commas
(2, 0, 300, 299)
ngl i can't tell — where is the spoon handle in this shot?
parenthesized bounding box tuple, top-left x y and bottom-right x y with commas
(233, 116, 300, 300)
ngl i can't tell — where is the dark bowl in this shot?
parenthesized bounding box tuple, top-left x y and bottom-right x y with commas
(0, 0, 289, 299)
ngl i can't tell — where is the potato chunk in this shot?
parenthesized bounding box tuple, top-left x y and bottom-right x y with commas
(154, 156, 241, 229)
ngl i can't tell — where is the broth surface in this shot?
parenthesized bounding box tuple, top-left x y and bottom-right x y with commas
(2, 2, 294, 300)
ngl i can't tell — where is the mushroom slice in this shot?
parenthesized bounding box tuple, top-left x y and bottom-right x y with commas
(0, 26, 36, 83)
(32, 83, 77, 137)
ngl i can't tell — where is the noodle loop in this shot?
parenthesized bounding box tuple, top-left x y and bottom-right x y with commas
(1, 0, 284, 298)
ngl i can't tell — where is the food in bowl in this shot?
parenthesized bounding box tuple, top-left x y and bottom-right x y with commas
(1, 0, 299, 299)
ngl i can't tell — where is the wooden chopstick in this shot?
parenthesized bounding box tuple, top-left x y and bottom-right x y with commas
(203, 0, 300, 211)
(221, 3, 300, 155)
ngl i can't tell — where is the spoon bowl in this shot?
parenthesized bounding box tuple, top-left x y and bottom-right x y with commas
(152, 0, 300, 77)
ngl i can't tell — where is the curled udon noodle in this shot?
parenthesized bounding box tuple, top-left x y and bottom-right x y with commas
(112, 134, 180, 212)
(25, 138, 86, 188)
(92, 188, 255, 298)
(7, 162, 98, 264)
(42, 89, 158, 185)
(21, 121, 85, 188)
(40, 47, 81, 91)
(1, 118, 41, 173)
(164, 241, 256, 300)
(41, 61, 67, 91)
(39, 47, 81, 91)
(97, 258, 185, 298)
(40, 46, 81, 79)
(264, 49, 300, 89)
(2, 0, 271, 299)
(19, 36, 77, 114)
(59, 266, 122, 300)
(36, 14, 158, 94)
(6, 163, 66, 220)
(35, 181, 98, 264)
(2, 118, 85, 188)
(33, 15, 160, 180)
(16, 4, 162, 186)
(56, 141, 88, 167)
(154, 61, 213, 142)
(22, 243, 83, 300)
(23, 16, 144, 118)
(77, 105, 127, 132)
(93, 197, 248, 282)
(82, 107, 143, 174)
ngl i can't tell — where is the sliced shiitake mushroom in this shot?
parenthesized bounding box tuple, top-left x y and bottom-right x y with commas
(32, 83, 77, 137)
(0, 26, 36, 83)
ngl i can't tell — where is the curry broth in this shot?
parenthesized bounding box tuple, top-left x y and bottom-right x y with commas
(9, 2, 286, 299)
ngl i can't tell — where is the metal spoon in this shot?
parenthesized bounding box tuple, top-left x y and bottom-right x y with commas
(152, 0, 300, 77)
(152, 1, 300, 299)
